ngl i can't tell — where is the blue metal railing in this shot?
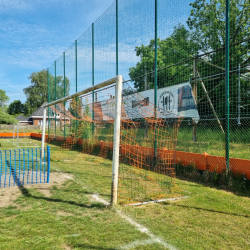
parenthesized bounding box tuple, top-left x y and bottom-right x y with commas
(0, 146, 50, 188)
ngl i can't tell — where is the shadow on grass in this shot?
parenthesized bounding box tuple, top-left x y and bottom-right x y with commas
(164, 203, 250, 218)
(176, 175, 250, 199)
(72, 244, 116, 250)
(55, 188, 111, 198)
(20, 187, 108, 209)
(7, 162, 109, 209)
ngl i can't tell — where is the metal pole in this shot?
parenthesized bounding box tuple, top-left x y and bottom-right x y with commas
(154, 0, 158, 158)
(47, 68, 50, 141)
(44, 77, 120, 108)
(225, 0, 230, 171)
(92, 23, 95, 136)
(17, 123, 19, 147)
(75, 40, 78, 137)
(111, 75, 123, 205)
(116, 0, 118, 76)
(63, 52, 66, 140)
(54, 61, 57, 138)
(13, 124, 15, 145)
(192, 57, 197, 141)
(238, 64, 241, 125)
(42, 107, 47, 158)
(46, 146, 50, 183)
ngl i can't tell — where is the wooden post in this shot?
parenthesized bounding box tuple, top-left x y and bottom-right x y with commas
(197, 70, 225, 133)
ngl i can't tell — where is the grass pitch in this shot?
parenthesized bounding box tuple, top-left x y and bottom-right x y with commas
(0, 139, 249, 249)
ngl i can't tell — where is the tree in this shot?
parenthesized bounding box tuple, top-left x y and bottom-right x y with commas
(24, 69, 70, 116)
(7, 100, 25, 116)
(128, 0, 250, 118)
(129, 25, 199, 91)
(187, 0, 249, 51)
(0, 89, 9, 112)
(187, 0, 250, 116)
(0, 110, 18, 124)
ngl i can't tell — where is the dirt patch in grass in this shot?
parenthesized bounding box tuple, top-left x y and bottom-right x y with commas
(0, 172, 74, 207)
(56, 210, 74, 216)
(62, 243, 72, 250)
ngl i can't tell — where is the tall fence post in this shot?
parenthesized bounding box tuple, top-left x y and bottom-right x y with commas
(225, 0, 230, 171)
(238, 64, 241, 125)
(154, 0, 158, 158)
(92, 23, 95, 136)
(47, 68, 50, 141)
(63, 52, 66, 141)
(75, 40, 78, 137)
(47, 146, 50, 183)
(116, 0, 118, 76)
(54, 61, 57, 138)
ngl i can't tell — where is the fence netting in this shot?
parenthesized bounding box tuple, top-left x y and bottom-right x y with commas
(47, 81, 183, 204)
(47, 0, 250, 196)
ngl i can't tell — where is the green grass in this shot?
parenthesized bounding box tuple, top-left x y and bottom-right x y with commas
(0, 140, 249, 249)
(121, 126, 250, 159)
(0, 128, 44, 133)
(0, 138, 40, 150)
(176, 126, 250, 159)
(122, 178, 250, 250)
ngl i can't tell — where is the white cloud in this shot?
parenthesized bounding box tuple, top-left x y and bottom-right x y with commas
(0, 0, 31, 12)
(0, 46, 67, 70)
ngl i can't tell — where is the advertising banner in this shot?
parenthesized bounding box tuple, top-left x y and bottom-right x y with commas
(94, 82, 200, 122)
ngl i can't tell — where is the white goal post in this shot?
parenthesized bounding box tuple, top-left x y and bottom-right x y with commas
(42, 75, 123, 205)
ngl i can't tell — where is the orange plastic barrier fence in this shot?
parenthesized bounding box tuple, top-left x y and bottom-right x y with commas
(30, 133, 250, 179)
(0, 133, 32, 138)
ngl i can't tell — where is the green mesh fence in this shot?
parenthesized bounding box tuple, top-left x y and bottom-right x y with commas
(47, 0, 250, 186)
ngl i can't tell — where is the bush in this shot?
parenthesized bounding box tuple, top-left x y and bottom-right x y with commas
(0, 111, 18, 124)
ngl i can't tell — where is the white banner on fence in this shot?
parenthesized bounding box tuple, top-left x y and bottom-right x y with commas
(94, 82, 200, 122)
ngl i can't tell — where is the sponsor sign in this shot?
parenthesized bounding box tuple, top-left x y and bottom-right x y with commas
(93, 82, 199, 122)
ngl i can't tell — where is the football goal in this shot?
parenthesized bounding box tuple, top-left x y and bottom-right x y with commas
(13, 123, 39, 148)
(42, 75, 182, 205)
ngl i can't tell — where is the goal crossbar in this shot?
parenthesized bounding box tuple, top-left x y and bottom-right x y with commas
(43, 76, 120, 109)
(42, 75, 123, 205)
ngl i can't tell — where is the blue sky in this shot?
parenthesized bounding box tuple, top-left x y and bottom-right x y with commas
(0, 0, 115, 105)
(0, 0, 193, 106)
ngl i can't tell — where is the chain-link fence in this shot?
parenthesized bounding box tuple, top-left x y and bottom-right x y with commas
(47, 0, 250, 180)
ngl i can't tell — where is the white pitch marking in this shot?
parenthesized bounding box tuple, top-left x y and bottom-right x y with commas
(91, 194, 178, 250)
(49, 164, 178, 250)
(118, 239, 161, 250)
(92, 193, 110, 206)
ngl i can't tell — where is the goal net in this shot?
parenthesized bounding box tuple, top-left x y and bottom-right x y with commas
(44, 76, 183, 205)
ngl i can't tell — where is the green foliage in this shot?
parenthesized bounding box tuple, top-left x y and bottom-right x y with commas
(0, 110, 18, 124)
(0, 89, 9, 112)
(70, 97, 92, 140)
(129, 25, 198, 91)
(187, 0, 250, 52)
(129, 0, 250, 117)
(24, 69, 70, 116)
(7, 100, 25, 115)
